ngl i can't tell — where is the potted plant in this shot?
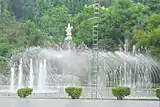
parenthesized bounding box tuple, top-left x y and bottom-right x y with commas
(65, 86, 82, 99)
(156, 88, 160, 99)
(112, 86, 130, 100)
(17, 88, 33, 98)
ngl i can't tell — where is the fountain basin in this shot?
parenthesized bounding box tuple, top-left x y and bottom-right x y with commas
(0, 98, 160, 107)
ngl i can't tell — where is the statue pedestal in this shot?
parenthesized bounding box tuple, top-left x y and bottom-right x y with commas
(65, 36, 72, 41)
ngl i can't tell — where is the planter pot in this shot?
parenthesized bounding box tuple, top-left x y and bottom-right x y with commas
(117, 96, 123, 100)
(15, 98, 31, 107)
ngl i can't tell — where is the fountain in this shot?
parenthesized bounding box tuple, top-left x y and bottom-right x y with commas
(37, 60, 44, 92)
(10, 66, 15, 92)
(36, 59, 47, 92)
(0, 23, 159, 99)
(29, 59, 34, 88)
(18, 58, 23, 89)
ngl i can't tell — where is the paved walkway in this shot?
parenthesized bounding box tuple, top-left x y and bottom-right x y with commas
(0, 98, 160, 107)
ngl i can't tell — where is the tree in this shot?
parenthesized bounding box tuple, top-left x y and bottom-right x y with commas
(0, 1, 24, 57)
(0, 0, 159, 59)
(22, 20, 45, 46)
(0, 20, 25, 57)
(36, 5, 71, 45)
(8, 0, 36, 19)
(147, 0, 160, 13)
(134, 14, 160, 57)
(72, 0, 150, 51)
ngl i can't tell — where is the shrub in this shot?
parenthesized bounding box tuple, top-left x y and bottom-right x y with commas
(17, 88, 33, 98)
(65, 86, 82, 99)
(112, 86, 130, 100)
(156, 88, 160, 99)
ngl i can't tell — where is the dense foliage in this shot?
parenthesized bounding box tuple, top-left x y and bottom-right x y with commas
(65, 86, 82, 99)
(156, 88, 160, 99)
(17, 88, 33, 98)
(112, 86, 130, 100)
(134, 14, 160, 58)
(0, 0, 159, 58)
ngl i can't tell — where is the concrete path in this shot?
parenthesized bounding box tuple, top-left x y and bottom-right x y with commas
(0, 98, 160, 107)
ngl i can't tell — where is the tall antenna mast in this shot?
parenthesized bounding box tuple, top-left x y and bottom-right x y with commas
(87, 0, 102, 100)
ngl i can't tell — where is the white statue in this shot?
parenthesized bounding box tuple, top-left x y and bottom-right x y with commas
(65, 23, 73, 40)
